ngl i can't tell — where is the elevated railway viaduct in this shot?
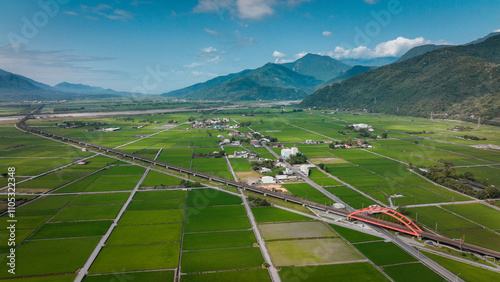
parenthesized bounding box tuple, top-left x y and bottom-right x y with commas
(16, 114, 500, 259)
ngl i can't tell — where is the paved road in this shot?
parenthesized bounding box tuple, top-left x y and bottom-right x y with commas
(74, 164, 152, 282)
(375, 227, 464, 282)
(263, 145, 464, 281)
(240, 190, 281, 282)
(222, 146, 238, 181)
(415, 246, 500, 272)
(263, 144, 354, 212)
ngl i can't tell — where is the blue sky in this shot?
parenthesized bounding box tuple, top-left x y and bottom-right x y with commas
(0, 0, 499, 93)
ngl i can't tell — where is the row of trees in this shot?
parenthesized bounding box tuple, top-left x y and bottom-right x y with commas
(415, 166, 499, 199)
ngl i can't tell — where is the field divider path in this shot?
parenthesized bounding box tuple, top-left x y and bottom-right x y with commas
(396, 138, 495, 164)
(74, 159, 153, 281)
(174, 187, 188, 282)
(418, 248, 500, 272)
(285, 122, 336, 140)
(375, 226, 464, 281)
(361, 149, 476, 201)
(240, 190, 281, 282)
(374, 126, 500, 155)
(113, 122, 187, 149)
(323, 224, 394, 281)
(16, 114, 500, 262)
(222, 145, 238, 181)
(311, 160, 387, 208)
(437, 206, 500, 236)
(0, 153, 100, 192)
(224, 145, 280, 280)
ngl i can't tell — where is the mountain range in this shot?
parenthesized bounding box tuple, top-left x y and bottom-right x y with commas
(0, 70, 137, 102)
(161, 54, 366, 100)
(1, 31, 499, 121)
(300, 33, 500, 120)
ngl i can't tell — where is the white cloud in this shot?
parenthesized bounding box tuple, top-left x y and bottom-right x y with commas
(364, 0, 380, 4)
(204, 28, 223, 36)
(272, 50, 293, 63)
(234, 30, 257, 45)
(202, 46, 217, 53)
(237, 0, 274, 20)
(63, 11, 79, 16)
(494, 29, 500, 32)
(193, 0, 310, 20)
(0, 44, 127, 87)
(294, 52, 308, 59)
(316, 37, 435, 60)
(81, 4, 134, 21)
(130, 0, 153, 6)
(322, 31, 333, 37)
(273, 50, 287, 58)
(185, 47, 223, 68)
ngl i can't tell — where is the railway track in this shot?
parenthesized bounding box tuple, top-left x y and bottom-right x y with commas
(16, 112, 500, 259)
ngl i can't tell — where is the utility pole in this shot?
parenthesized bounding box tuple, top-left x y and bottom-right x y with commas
(478, 117, 481, 128)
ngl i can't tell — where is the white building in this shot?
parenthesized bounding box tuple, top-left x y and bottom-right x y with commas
(332, 203, 346, 209)
(276, 175, 288, 181)
(353, 123, 374, 132)
(102, 127, 121, 132)
(261, 176, 276, 184)
(281, 148, 292, 158)
(281, 146, 299, 159)
(300, 164, 311, 176)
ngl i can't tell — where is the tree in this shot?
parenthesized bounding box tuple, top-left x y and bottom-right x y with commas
(464, 172, 475, 180)
(381, 132, 388, 138)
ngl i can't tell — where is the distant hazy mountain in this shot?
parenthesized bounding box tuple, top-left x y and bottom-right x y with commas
(281, 53, 351, 81)
(301, 34, 500, 120)
(54, 82, 118, 95)
(395, 44, 448, 63)
(0, 69, 53, 91)
(162, 61, 322, 101)
(0, 69, 135, 102)
(0, 73, 69, 102)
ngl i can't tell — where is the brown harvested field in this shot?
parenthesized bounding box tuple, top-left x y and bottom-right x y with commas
(235, 171, 262, 184)
(259, 221, 336, 240)
(309, 157, 350, 165)
(267, 238, 364, 266)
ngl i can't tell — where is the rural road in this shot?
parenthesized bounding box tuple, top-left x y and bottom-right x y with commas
(263, 145, 464, 281)
(262, 144, 354, 212)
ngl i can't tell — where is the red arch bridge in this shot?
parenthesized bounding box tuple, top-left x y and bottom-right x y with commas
(348, 206, 423, 236)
